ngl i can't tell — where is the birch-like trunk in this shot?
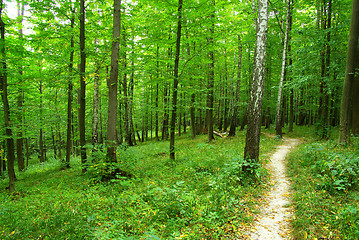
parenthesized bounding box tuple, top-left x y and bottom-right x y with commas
(275, 0, 291, 137)
(243, 0, 269, 162)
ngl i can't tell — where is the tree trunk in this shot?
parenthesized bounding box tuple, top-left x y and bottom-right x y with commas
(275, 0, 291, 138)
(244, 0, 269, 162)
(92, 37, 101, 147)
(79, 0, 87, 171)
(162, 85, 169, 140)
(206, 3, 215, 142)
(339, 0, 359, 144)
(65, 14, 74, 168)
(169, 0, 183, 160)
(190, 92, 196, 139)
(16, 1, 25, 172)
(39, 81, 45, 163)
(107, 0, 122, 162)
(0, 1, 16, 192)
(122, 30, 133, 146)
(129, 58, 136, 145)
(229, 35, 242, 136)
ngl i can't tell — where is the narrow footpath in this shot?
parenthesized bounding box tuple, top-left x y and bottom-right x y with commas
(248, 137, 300, 240)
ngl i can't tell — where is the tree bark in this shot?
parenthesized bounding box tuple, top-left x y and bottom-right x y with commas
(16, 1, 25, 172)
(169, 0, 183, 160)
(0, 1, 16, 192)
(65, 14, 74, 168)
(92, 36, 100, 147)
(107, 0, 122, 162)
(244, 0, 269, 162)
(79, 0, 87, 171)
(339, 0, 359, 144)
(229, 35, 242, 136)
(39, 80, 45, 163)
(206, 1, 215, 142)
(122, 29, 133, 146)
(275, 0, 291, 137)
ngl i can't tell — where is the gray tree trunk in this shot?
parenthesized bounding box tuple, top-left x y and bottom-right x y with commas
(169, 0, 183, 160)
(244, 0, 269, 162)
(339, 0, 359, 144)
(79, 0, 87, 171)
(0, 0, 16, 192)
(275, 0, 291, 137)
(107, 0, 122, 162)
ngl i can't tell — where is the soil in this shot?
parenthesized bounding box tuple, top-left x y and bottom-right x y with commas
(248, 137, 300, 240)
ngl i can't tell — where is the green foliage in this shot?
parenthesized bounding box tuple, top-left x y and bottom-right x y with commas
(0, 132, 278, 239)
(302, 143, 359, 192)
(288, 136, 359, 239)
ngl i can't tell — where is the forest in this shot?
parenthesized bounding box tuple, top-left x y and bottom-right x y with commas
(0, 0, 359, 239)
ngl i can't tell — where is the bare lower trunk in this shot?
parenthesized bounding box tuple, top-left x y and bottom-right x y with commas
(339, 0, 359, 144)
(169, 0, 183, 160)
(107, 0, 121, 162)
(0, 1, 16, 192)
(244, 0, 269, 162)
(229, 35, 242, 137)
(275, 0, 291, 138)
(79, 0, 87, 171)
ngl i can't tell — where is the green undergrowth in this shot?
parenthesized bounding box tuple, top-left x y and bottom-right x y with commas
(0, 130, 280, 240)
(288, 134, 359, 240)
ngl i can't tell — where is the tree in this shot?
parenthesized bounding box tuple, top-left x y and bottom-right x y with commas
(229, 35, 242, 136)
(0, 0, 16, 193)
(107, 0, 121, 162)
(79, 0, 87, 171)
(65, 11, 75, 168)
(16, 0, 25, 172)
(339, 0, 359, 144)
(243, 0, 269, 163)
(169, 0, 183, 160)
(275, 0, 292, 138)
(206, 1, 215, 142)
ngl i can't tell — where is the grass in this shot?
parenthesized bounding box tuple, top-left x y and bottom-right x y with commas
(0, 130, 281, 240)
(287, 131, 359, 239)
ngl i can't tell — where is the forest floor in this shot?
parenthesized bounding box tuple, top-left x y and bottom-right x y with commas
(247, 136, 300, 240)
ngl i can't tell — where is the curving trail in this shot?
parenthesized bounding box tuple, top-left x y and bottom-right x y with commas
(248, 137, 300, 240)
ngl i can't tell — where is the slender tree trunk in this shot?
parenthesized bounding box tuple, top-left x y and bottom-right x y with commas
(107, 0, 122, 162)
(190, 92, 196, 139)
(92, 37, 100, 147)
(129, 58, 136, 145)
(79, 0, 87, 171)
(65, 14, 75, 168)
(16, 1, 25, 172)
(275, 0, 291, 137)
(229, 35, 242, 136)
(0, 1, 15, 192)
(339, 0, 359, 144)
(162, 85, 169, 140)
(169, 0, 183, 160)
(207, 2, 215, 142)
(39, 81, 45, 163)
(288, 1, 294, 132)
(122, 30, 133, 146)
(244, 0, 269, 162)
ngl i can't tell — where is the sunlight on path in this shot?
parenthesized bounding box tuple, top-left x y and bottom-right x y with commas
(248, 138, 300, 240)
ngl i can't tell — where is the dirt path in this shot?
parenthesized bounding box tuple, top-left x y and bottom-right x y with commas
(248, 137, 300, 240)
